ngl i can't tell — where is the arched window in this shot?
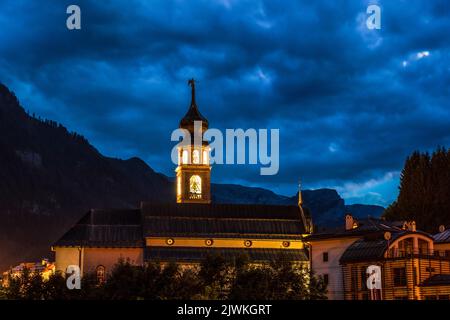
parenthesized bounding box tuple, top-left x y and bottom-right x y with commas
(190, 175, 202, 194)
(398, 238, 414, 256)
(419, 239, 430, 254)
(203, 150, 208, 165)
(96, 265, 106, 284)
(177, 176, 181, 197)
(192, 150, 200, 164)
(182, 150, 188, 164)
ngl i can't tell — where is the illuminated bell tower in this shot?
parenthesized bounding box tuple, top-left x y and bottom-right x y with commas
(176, 79, 211, 204)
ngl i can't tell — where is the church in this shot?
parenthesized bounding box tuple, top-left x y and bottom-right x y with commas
(52, 80, 313, 277)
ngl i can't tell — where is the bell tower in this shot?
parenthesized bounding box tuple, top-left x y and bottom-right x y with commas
(176, 79, 211, 204)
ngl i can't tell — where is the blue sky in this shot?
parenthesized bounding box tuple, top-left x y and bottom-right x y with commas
(0, 0, 449, 206)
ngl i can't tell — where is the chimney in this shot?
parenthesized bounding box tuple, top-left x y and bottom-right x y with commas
(345, 214, 354, 231)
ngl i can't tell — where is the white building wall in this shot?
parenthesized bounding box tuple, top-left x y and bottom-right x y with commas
(310, 237, 359, 300)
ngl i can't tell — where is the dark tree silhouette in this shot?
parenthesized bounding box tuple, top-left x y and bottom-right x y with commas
(384, 147, 450, 232)
(2, 256, 327, 300)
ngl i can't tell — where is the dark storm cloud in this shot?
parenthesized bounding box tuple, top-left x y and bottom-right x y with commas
(0, 0, 449, 203)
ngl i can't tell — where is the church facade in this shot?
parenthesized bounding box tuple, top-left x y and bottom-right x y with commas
(52, 80, 313, 276)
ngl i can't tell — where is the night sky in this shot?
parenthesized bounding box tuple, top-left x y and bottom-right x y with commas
(0, 1, 449, 206)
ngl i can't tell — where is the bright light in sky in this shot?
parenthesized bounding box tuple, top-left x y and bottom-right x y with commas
(416, 51, 430, 59)
(402, 50, 431, 67)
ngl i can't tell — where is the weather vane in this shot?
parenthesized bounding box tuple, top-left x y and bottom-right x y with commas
(188, 78, 196, 103)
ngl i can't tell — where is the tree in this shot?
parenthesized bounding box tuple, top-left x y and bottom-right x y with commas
(5, 267, 45, 300)
(102, 258, 144, 300)
(2, 255, 327, 300)
(229, 258, 327, 300)
(4, 269, 79, 300)
(198, 254, 235, 299)
(384, 147, 450, 232)
(4, 271, 25, 299)
(99, 260, 202, 300)
(308, 271, 328, 300)
(228, 264, 273, 300)
(169, 268, 202, 300)
(42, 272, 76, 300)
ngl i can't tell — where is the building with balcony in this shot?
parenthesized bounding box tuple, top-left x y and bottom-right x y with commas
(307, 215, 450, 300)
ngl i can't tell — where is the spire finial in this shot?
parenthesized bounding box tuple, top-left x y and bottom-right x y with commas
(188, 78, 196, 105)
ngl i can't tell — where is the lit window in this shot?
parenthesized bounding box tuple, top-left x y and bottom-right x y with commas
(182, 150, 188, 164)
(203, 150, 208, 164)
(96, 265, 106, 284)
(177, 176, 181, 196)
(189, 175, 201, 194)
(192, 150, 200, 164)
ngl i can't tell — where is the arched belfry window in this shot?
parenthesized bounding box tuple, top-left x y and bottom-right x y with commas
(190, 175, 202, 194)
(192, 150, 200, 164)
(182, 150, 188, 164)
(96, 265, 106, 284)
(177, 176, 181, 197)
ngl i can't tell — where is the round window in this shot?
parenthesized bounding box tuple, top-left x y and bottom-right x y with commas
(244, 240, 252, 247)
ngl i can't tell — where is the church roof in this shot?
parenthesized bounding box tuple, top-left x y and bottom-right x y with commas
(141, 202, 302, 219)
(54, 203, 306, 247)
(53, 209, 144, 247)
(143, 216, 303, 239)
(141, 203, 305, 239)
(144, 247, 308, 263)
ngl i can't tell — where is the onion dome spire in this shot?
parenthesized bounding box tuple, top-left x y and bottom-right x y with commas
(179, 78, 208, 132)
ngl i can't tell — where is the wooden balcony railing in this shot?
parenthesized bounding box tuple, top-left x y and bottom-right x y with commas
(386, 248, 450, 259)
